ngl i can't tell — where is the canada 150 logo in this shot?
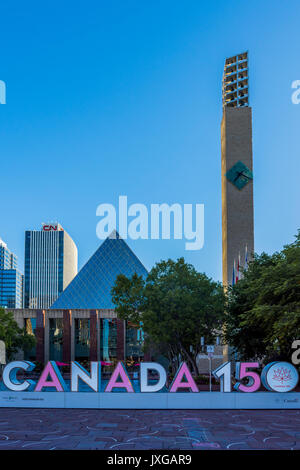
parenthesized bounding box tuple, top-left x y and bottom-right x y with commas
(261, 362, 299, 393)
(0, 359, 299, 394)
(214, 361, 299, 393)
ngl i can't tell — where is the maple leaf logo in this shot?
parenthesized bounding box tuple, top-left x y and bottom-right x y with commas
(272, 367, 292, 384)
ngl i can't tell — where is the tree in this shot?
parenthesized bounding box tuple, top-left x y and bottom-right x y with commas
(112, 258, 225, 374)
(0, 308, 36, 361)
(224, 231, 300, 362)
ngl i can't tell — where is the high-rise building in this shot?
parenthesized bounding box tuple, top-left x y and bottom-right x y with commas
(24, 223, 78, 308)
(0, 238, 23, 308)
(221, 52, 254, 286)
(0, 238, 17, 270)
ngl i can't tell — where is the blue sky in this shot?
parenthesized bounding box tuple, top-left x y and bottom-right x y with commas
(1, 0, 299, 281)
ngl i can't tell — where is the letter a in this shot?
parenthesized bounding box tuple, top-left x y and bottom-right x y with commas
(169, 362, 199, 392)
(35, 361, 67, 392)
(105, 362, 134, 392)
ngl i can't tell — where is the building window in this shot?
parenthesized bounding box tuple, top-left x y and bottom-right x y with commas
(24, 318, 36, 361)
(49, 318, 63, 361)
(75, 319, 90, 360)
(100, 319, 117, 362)
(126, 321, 144, 364)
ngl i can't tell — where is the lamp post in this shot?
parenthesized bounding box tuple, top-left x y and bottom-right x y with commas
(0, 340, 6, 378)
(206, 345, 215, 392)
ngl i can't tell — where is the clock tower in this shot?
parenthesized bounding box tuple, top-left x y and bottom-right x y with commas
(221, 52, 254, 285)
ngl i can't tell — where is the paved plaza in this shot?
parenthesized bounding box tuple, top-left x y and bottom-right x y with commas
(0, 408, 299, 450)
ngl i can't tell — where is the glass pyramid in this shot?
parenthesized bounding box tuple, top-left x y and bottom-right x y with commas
(50, 232, 148, 309)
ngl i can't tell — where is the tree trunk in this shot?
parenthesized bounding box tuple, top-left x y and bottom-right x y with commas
(179, 342, 198, 376)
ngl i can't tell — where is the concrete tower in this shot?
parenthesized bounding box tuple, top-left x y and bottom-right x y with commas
(221, 52, 254, 285)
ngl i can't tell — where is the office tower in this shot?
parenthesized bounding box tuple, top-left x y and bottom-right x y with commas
(0, 238, 17, 270)
(0, 238, 23, 308)
(221, 52, 254, 285)
(24, 223, 78, 308)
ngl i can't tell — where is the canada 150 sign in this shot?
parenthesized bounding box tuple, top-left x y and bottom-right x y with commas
(1, 360, 298, 394)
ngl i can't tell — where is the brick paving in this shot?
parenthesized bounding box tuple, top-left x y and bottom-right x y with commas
(0, 408, 299, 449)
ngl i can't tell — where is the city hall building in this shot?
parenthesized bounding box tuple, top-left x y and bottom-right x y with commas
(11, 308, 148, 364)
(11, 232, 149, 364)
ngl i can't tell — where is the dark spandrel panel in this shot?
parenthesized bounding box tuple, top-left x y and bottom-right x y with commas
(50, 234, 148, 309)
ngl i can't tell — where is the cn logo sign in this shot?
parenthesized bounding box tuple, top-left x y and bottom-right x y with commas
(43, 225, 58, 231)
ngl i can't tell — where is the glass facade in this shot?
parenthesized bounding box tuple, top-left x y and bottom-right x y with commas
(51, 232, 148, 309)
(24, 318, 37, 360)
(0, 239, 23, 308)
(0, 269, 23, 308)
(49, 318, 63, 361)
(126, 322, 144, 363)
(100, 318, 117, 362)
(75, 319, 90, 360)
(0, 239, 17, 270)
(18, 312, 146, 364)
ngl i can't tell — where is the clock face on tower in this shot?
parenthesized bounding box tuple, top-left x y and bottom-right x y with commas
(226, 160, 253, 190)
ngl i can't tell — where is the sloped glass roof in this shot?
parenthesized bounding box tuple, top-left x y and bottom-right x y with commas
(50, 232, 148, 309)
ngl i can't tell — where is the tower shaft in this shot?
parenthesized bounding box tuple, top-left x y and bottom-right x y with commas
(221, 106, 254, 285)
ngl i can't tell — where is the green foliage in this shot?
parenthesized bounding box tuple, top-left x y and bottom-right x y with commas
(224, 231, 300, 362)
(111, 273, 145, 325)
(0, 308, 36, 361)
(112, 258, 225, 374)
